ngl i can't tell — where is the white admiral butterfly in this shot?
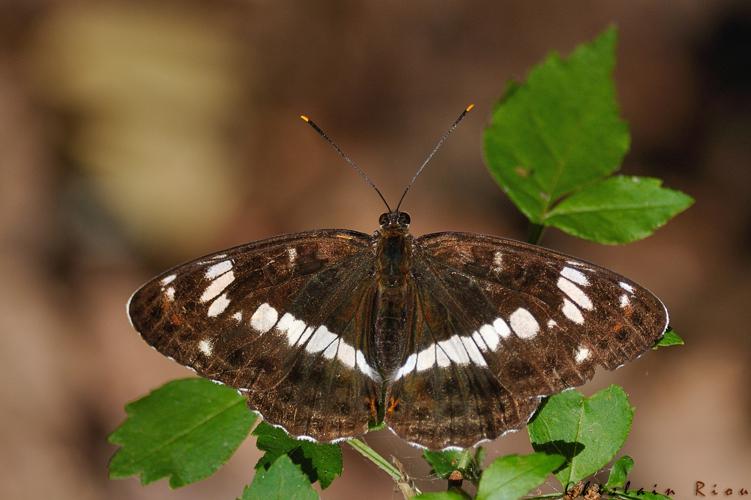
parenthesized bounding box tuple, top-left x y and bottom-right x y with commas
(128, 106, 668, 449)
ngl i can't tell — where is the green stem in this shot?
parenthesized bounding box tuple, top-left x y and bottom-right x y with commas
(524, 494, 564, 500)
(527, 223, 546, 245)
(347, 439, 419, 498)
(456, 449, 473, 470)
(346, 438, 402, 482)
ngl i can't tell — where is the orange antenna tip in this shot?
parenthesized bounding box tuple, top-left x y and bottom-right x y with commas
(300, 114, 310, 122)
(465, 103, 475, 112)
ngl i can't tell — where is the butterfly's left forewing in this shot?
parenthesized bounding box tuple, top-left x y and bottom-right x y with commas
(128, 229, 382, 442)
(385, 232, 667, 449)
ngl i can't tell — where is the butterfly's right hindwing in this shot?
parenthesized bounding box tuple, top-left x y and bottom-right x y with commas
(128, 230, 382, 442)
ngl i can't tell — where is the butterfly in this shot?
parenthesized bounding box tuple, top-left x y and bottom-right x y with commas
(127, 105, 668, 450)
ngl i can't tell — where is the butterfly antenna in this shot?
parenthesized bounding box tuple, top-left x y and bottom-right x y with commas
(395, 103, 474, 213)
(300, 114, 392, 212)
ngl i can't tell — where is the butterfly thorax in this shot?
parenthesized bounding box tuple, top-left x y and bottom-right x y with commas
(373, 224, 414, 376)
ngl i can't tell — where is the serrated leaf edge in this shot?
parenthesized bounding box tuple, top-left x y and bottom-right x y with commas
(109, 397, 247, 484)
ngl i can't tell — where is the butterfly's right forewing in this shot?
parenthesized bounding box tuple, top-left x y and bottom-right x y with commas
(128, 230, 382, 442)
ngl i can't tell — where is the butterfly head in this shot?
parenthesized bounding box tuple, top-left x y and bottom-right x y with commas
(379, 211, 410, 229)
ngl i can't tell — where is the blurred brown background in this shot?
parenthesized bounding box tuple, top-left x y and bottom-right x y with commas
(1, 1, 749, 499)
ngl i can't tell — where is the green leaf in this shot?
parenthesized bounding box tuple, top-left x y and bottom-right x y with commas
(423, 449, 481, 483)
(423, 449, 465, 479)
(527, 386, 634, 489)
(654, 328, 684, 349)
(544, 176, 694, 244)
(605, 455, 634, 489)
(476, 452, 565, 500)
(108, 378, 256, 488)
(412, 491, 469, 500)
(253, 422, 342, 489)
(414, 492, 468, 500)
(240, 455, 318, 500)
(484, 27, 628, 223)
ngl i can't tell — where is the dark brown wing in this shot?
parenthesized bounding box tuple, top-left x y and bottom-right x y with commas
(127, 230, 382, 442)
(385, 232, 667, 449)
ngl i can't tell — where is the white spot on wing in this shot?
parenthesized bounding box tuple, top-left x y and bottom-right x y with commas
(297, 326, 314, 345)
(288, 321, 309, 345)
(160, 274, 176, 285)
(547, 319, 558, 329)
(493, 317, 511, 338)
(250, 303, 278, 333)
(205, 260, 232, 279)
(439, 335, 469, 365)
(287, 247, 297, 263)
(479, 324, 501, 351)
(322, 338, 340, 359)
(394, 353, 417, 379)
(435, 346, 450, 367)
(232, 311, 242, 322)
(619, 294, 630, 308)
(355, 350, 379, 381)
(416, 347, 436, 372)
(337, 342, 356, 369)
(198, 339, 214, 356)
(561, 266, 589, 286)
(460, 336, 487, 367)
(562, 298, 584, 324)
(164, 286, 175, 301)
(305, 325, 337, 353)
(619, 281, 635, 293)
(509, 308, 539, 339)
(276, 312, 294, 331)
(557, 277, 593, 310)
(207, 293, 231, 317)
(575, 345, 591, 363)
(276, 313, 307, 345)
(492, 251, 503, 272)
(200, 270, 235, 302)
(471, 331, 486, 351)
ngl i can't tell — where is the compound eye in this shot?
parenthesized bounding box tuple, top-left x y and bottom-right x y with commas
(379, 213, 389, 225)
(398, 212, 411, 225)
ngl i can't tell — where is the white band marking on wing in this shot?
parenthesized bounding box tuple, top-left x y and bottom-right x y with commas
(509, 307, 539, 339)
(561, 266, 589, 286)
(205, 260, 232, 279)
(250, 302, 278, 333)
(200, 270, 235, 302)
(562, 297, 584, 324)
(557, 276, 593, 310)
(207, 293, 231, 317)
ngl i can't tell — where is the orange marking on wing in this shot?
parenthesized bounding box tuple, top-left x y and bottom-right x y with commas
(386, 396, 399, 415)
(623, 305, 634, 318)
(170, 312, 182, 326)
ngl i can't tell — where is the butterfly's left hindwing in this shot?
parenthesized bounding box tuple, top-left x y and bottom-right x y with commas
(384, 232, 667, 449)
(128, 230, 382, 442)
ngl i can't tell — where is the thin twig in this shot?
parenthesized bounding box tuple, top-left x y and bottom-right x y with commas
(346, 439, 420, 498)
(527, 223, 546, 245)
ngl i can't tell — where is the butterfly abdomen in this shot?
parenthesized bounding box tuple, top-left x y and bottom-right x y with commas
(373, 230, 413, 376)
